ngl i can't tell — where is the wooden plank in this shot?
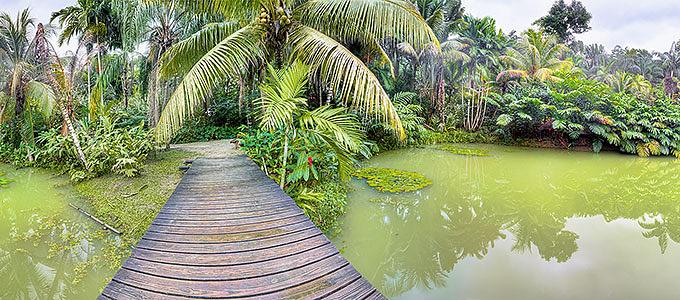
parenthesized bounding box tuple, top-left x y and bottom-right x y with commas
(264, 264, 362, 299)
(101, 156, 384, 299)
(101, 280, 188, 300)
(151, 209, 304, 227)
(135, 228, 323, 254)
(124, 241, 338, 279)
(147, 213, 308, 235)
(322, 276, 381, 299)
(111, 256, 351, 298)
(152, 206, 299, 222)
(131, 235, 333, 266)
(142, 220, 315, 244)
(156, 201, 293, 217)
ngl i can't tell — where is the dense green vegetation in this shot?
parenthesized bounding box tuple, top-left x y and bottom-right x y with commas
(0, 0, 678, 234)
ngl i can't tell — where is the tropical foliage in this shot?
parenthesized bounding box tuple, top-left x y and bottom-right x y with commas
(0, 0, 679, 235)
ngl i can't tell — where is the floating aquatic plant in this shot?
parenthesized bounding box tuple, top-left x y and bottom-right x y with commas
(0, 174, 12, 188)
(438, 145, 490, 157)
(353, 168, 432, 193)
(369, 196, 417, 207)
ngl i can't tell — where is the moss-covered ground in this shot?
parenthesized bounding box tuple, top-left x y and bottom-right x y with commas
(73, 150, 196, 249)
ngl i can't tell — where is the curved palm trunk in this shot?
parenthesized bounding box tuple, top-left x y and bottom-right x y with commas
(58, 101, 88, 168)
(34, 23, 89, 169)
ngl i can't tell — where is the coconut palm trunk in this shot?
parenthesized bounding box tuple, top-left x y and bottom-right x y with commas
(33, 23, 89, 169)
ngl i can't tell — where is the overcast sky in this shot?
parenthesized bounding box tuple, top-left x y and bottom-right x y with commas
(465, 0, 680, 52)
(1, 0, 679, 53)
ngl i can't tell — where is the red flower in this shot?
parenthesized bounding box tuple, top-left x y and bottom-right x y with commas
(308, 156, 313, 167)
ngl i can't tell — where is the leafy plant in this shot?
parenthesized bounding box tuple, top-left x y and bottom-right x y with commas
(34, 116, 154, 180)
(255, 62, 367, 187)
(494, 76, 680, 157)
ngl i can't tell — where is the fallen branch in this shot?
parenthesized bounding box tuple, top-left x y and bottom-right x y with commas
(122, 184, 148, 198)
(68, 203, 122, 235)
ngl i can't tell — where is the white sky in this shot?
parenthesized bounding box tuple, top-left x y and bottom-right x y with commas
(465, 0, 680, 52)
(1, 0, 679, 53)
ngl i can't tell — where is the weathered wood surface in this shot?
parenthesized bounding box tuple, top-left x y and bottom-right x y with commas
(100, 155, 384, 299)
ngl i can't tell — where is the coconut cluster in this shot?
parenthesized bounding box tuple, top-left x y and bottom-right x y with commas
(258, 6, 292, 26)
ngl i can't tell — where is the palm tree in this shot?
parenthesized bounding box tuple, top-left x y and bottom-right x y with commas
(0, 9, 35, 127)
(605, 71, 654, 102)
(51, 0, 120, 106)
(393, 0, 467, 127)
(658, 41, 680, 98)
(154, 0, 439, 143)
(412, 0, 464, 41)
(499, 29, 569, 82)
(32, 23, 89, 168)
(0, 9, 58, 150)
(454, 15, 510, 78)
(144, 4, 184, 126)
(257, 62, 365, 188)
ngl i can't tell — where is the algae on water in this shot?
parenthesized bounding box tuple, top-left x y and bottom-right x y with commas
(369, 196, 417, 207)
(353, 167, 432, 193)
(438, 145, 490, 156)
(0, 173, 12, 188)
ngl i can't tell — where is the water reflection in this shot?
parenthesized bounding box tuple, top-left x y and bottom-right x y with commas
(338, 146, 680, 298)
(0, 168, 124, 299)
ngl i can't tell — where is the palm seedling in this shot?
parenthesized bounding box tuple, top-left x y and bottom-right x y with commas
(257, 62, 365, 188)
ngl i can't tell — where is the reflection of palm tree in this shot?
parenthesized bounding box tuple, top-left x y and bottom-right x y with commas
(0, 201, 120, 299)
(640, 214, 680, 254)
(0, 248, 50, 299)
(503, 197, 579, 263)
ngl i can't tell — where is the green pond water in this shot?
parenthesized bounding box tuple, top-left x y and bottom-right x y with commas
(335, 144, 680, 300)
(0, 165, 120, 299)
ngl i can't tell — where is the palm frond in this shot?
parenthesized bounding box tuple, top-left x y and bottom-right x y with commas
(25, 80, 56, 118)
(290, 25, 404, 138)
(159, 21, 242, 78)
(299, 106, 364, 153)
(441, 40, 469, 62)
(296, 0, 439, 50)
(147, 0, 259, 19)
(257, 62, 309, 132)
(155, 25, 266, 143)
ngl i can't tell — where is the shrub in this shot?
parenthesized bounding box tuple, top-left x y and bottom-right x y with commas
(494, 77, 680, 157)
(35, 116, 154, 181)
(171, 118, 239, 144)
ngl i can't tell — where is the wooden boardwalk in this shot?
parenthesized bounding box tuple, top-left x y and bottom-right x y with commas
(100, 155, 384, 299)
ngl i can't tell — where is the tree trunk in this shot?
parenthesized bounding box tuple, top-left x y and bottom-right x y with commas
(437, 76, 446, 128)
(59, 101, 88, 169)
(148, 67, 160, 127)
(280, 133, 289, 189)
(238, 75, 244, 118)
(87, 63, 91, 103)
